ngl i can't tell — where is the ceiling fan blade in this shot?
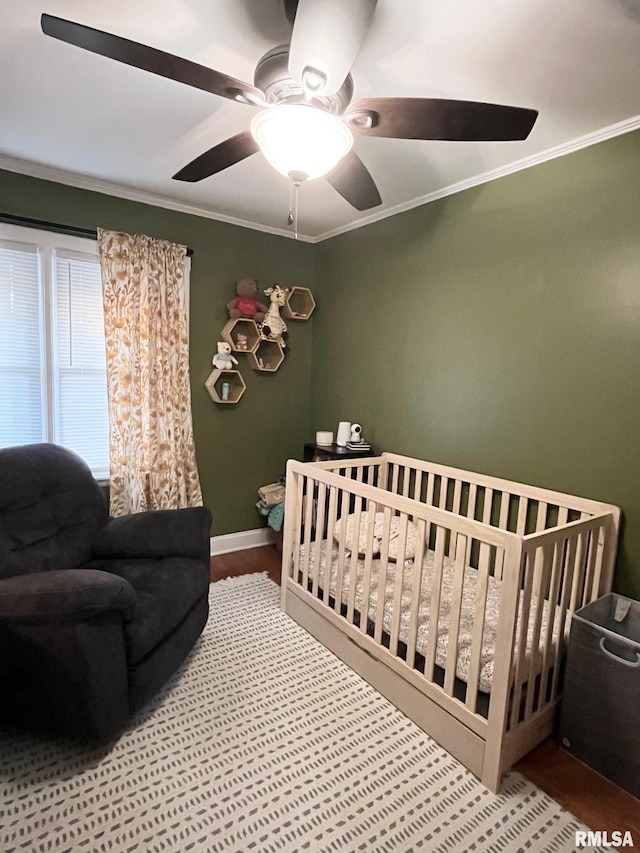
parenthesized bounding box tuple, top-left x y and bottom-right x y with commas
(41, 13, 264, 106)
(288, 0, 378, 97)
(173, 131, 259, 182)
(326, 150, 382, 210)
(348, 98, 538, 141)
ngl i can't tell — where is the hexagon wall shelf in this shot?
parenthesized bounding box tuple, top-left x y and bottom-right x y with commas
(204, 368, 246, 404)
(247, 340, 285, 373)
(282, 287, 315, 320)
(220, 318, 260, 354)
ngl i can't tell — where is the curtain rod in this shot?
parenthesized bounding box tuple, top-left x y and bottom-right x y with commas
(0, 213, 194, 256)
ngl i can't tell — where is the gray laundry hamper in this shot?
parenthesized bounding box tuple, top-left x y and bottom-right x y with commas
(559, 592, 640, 798)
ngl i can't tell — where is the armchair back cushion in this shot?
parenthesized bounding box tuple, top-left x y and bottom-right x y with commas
(0, 444, 108, 580)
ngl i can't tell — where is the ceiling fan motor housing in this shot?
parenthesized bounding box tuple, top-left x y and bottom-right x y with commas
(253, 45, 353, 114)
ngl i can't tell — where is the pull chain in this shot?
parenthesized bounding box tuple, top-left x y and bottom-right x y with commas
(293, 180, 300, 240)
(287, 170, 307, 241)
(287, 180, 294, 227)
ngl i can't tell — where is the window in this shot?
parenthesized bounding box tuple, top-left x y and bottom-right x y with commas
(0, 224, 109, 478)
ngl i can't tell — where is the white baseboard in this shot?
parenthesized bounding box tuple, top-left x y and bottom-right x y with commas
(210, 527, 275, 556)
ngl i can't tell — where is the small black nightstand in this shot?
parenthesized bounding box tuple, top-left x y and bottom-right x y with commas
(303, 442, 374, 463)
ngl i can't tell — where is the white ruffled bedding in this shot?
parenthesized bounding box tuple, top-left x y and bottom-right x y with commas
(298, 541, 564, 694)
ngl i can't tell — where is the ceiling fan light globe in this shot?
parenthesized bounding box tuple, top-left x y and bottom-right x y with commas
(250, 105, 353, 181)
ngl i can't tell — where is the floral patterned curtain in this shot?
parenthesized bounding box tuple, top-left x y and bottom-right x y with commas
(98, 228, 203, 515)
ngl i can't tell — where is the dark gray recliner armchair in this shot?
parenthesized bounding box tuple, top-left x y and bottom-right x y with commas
(0, 443, 212, 744)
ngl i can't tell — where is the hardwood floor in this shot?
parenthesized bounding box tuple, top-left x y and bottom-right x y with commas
(517, 739, 640, 840)
(210, 543, 282, 586)
(210, 545, 640, 838)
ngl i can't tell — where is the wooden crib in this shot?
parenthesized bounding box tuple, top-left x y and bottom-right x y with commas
(280, 452, 620, 792)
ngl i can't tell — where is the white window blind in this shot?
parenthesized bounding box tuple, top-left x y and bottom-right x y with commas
(0, 241, 45, 447)
(54, 252, 109, 477)
(0, 225, 110, 478)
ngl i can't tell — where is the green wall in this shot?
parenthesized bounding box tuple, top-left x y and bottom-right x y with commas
(311, 130, 640, 598)
(0, 169, 315, 535)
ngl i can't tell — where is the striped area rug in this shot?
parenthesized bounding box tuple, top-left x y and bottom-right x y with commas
(0, 573, 594, 852)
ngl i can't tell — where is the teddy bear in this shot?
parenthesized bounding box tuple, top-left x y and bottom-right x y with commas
(212, 341, 238, 371)
(227, 277, 268, 322)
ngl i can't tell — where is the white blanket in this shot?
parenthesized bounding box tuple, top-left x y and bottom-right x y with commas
(299, 542, 564, 694)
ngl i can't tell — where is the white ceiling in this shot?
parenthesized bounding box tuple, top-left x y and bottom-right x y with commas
(1, 0, 639, 241)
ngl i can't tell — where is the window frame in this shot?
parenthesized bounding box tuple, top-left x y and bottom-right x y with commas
(0, 223, 107, 477)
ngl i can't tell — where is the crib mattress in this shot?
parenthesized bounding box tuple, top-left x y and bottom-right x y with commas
(298, 542, 564, 694)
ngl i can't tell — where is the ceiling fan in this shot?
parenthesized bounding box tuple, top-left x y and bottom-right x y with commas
(41, 0, 538, 213)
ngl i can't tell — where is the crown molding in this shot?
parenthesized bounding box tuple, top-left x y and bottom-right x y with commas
(1, 114, 638, 246)
(313, 114, 640, 243)
(0, 154, 314, 243)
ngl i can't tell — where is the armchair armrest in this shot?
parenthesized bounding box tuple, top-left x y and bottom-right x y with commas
(0, 569, 137, 624)
(92, 506, 212, 563)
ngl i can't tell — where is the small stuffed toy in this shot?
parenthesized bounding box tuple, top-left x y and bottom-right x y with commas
(259, 284, 290, 354)
(212, 341, 238, 370)
(227, 277, 268, 322)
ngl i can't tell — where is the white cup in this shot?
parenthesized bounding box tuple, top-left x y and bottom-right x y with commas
(316, 431, 333, 446)
(336, 421, 351, 447)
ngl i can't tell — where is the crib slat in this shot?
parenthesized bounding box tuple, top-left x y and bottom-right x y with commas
(425, 474, 436, 544)
(359, 499, 378, 636)
(333, 491, 350, 615)
(551, 533, 578, 700)
(498, 492, 509, 530)
(466, 487, 502, 710)
(524, 543, 552, 721)
(346, 494, 364, 623)
(438, 476, 451, 558)
(323, 485, 339, 605)
(510, 549, 535, 730)
(589, 525, 606, 601)
(406, 518, 427, 668)
(423, 525, 446, 682)
(413, 470, 423, 504)
(444, 534, 468, 697)
(495, 494, 509, 580)
(389, 513, 410, 656)
(465, 538, 490, 713)
(452, 479, 463, 514)
(560, 534, 579, 636)
(402, 468, 411, 498)
(373, 506, 393, 645)
(301, 477, 315, 590)
(311, 482, 327, 597)
(439, 476, 449, 510)
(467, 483, 478, 521)
(481, 490, 494, 536)
(516, 497, 528, 536)
(426, 472, 435, 507)
(449, 479, 463, 556)
(540, 540, 564, 704)
(568, 531, 589, 616)
(391, 463, 400, 496)
(292, 473, 305, 584)
(582, 528, 597, 607)
(536, 501, 548, 532)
